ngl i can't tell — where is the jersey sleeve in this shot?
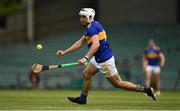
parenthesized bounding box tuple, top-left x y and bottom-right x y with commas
(156, 49, 161, 54)
(144, 50, 148, 58)
(86, 22, 103, 37)
(144, 50, 148, 55)
(86, 27, 99, 36)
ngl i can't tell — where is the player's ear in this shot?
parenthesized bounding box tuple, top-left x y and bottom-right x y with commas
(89, 16, 92, 21)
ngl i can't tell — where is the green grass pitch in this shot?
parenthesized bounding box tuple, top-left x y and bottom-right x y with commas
(0, 89, 180, 110)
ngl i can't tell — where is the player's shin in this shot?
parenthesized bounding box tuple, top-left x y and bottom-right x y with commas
(80, 79, 91, 99)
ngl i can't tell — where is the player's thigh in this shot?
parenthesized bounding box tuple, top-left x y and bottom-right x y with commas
(83, 62, 98, 79)
(145, 67, 152, 80)
(153, 66, 161, 75)
(100, 57, 118, 77)
(106, 73, 122, 86)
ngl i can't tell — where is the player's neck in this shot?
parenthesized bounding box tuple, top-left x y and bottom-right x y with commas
(149, 46, 157, 49)
(87, 21, 93, 28)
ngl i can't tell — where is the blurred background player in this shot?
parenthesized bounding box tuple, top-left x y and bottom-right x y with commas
(143, 39, 165, 95)
(56, 8, 156, 104)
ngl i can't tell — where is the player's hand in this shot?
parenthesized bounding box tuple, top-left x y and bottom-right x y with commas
(143, 65, 146, 71)
(56, 50, 66, 57)
(78, 57, 88, 66)
(160, 62, 165, 68)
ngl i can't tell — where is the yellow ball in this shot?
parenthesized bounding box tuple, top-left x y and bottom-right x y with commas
(36, 44, 43, 50)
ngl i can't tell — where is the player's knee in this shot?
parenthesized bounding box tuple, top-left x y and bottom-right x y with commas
(82, 70, 90, 80)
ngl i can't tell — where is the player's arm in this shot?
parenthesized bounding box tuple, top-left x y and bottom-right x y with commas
(78, 35, 100, 64)
(142, 55, 148, 71)
(85, 35, 100, 58)
(56, 36, 86, 57)
(159, 52, 165, 67)
(64, 36, 86, 54)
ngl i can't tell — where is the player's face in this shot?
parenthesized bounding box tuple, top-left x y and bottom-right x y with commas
(80, 15, 89, 26)
(149, 41, 156, 48)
